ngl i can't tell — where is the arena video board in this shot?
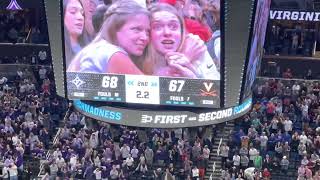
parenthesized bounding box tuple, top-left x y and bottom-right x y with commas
(242, 0, 271, 101)
(63, 0, 222, 108)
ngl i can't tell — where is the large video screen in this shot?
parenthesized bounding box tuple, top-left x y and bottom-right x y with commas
(242, 0, 271, 100)
(63, 0, 222, 108)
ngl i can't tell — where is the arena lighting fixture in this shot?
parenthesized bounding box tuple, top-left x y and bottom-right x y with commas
(6, 0, 22, 10)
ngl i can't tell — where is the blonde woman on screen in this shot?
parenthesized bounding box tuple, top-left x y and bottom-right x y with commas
(67, 0, 150, 74)
(68, 0, 211, 79)
(145, 3, 220, 79)
(67, 0, 198, 77)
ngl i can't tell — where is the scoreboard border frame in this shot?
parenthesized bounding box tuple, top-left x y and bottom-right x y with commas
(240, 0, 258, 103)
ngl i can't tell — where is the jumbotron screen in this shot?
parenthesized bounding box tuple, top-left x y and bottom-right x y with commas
(46, 0, 260, 127)
(63, 0, 221, 108)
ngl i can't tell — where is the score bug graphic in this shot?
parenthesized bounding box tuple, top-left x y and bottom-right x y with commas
(159, 78, 220, 107)
(125, 75, 160, 104)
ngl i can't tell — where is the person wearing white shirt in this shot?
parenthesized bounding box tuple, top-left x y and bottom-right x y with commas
(301, 103, 309, 118)
(300, 132, 308, 145)
(192, 166, 199, 180)
(126, 154, 134, 169)
(0, 77, 7, 85)
(56, 155, 65, 168)
(244, 167, 255, 180)
(283, 119, 293, 133)
(292, 82, 300, 96)
(260, 132, 268, 151)
(89, 131, 99, 149)
(131, 146, 139, 160)
(53, 148, 62, 160)
(1, 165, 9, 180)
(249, 147, 259, 165)
(120, 144, 131, 159)
(94, 155, 101, 167)
(110, 165, 119, 179)
(70, 154, 78, 171)
(233, 154, 241, 168)
(8, 164, 18, 180)
(38, 50, 47, 62)
(220, 143, 229, 168)
(94, 167, 102, 180)
(11, 134, 20, 146)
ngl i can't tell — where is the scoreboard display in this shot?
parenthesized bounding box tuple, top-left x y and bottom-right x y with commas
(67, 73, 219, 107)
(64, 0, 221, 108)
(45, 0, 268, 127)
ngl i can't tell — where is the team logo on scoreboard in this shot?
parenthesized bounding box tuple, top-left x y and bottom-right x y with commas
(200, 82, 217, 96)
(71, 75, 85, 89)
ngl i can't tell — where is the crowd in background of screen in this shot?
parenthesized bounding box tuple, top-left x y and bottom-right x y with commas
(62, 0, 221, 80)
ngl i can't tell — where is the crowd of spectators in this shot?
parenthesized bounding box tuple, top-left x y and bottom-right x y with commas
(42, 111, 216, 180)
(264, 23, 315, 57)
(218, 78, 320, 179)
(0, 10, 48, 44)
(0, 61, 66, 179)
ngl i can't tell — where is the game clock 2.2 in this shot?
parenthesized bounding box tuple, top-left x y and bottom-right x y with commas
(67, 72, 220, 108)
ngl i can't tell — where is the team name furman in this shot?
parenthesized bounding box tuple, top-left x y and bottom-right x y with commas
(270, 10, 320, 21)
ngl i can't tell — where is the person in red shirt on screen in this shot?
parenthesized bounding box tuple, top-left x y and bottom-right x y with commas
(159, 0, 212, 42)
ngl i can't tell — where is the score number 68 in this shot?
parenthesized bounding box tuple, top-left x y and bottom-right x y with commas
(102, 76, 118, 88)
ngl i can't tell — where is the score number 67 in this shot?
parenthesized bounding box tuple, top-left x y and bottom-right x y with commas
(169, 80, 185, 92)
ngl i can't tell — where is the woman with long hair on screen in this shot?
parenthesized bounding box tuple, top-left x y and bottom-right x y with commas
(67, 0, 150, 74)
(63, 0, 87, 67)
(68, 0, 207, 78)
(144, 3, 220, 79)
(67, 0, 198, 77)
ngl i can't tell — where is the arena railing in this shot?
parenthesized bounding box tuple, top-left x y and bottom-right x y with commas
(37, 106, 72, 178)
(257, 76, 320, 82)
(0, 43, 49, 57)
(209, 162, 216, 180)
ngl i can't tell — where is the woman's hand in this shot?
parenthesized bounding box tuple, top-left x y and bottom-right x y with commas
(165, 52, 198, 78)
(180, 33, 206, 62)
